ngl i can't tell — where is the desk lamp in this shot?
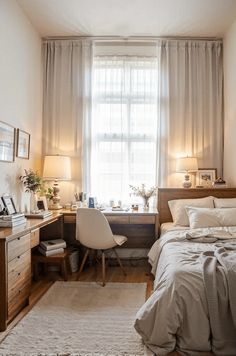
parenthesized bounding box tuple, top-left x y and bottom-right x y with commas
(176, 157, 198, 188)
(43, 155, 71, 209)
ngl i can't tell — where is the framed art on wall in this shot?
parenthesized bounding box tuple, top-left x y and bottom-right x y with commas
(0, 121, 15, 162)
(16, 129, 30, 159)
(196, 168, 217, 188)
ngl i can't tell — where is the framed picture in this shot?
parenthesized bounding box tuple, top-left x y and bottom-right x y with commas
(0, 199, 5, 215)
(16, 129, 30, 159)
(0, 121, 15, 162)
(1, 194, 17, 215)
(196, 168, 217, 188)
(37, 196, 48, 211)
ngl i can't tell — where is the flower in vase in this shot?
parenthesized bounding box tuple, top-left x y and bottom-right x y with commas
(129, 183, 157, 208)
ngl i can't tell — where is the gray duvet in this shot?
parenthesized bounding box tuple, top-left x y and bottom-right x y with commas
(134, 226, 236, 356)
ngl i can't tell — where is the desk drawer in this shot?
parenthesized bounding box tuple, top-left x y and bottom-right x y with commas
(129, 216, 156, 224)
(106, 216, 129, 224)
(30, 229, 40, 248)
(8, 250, 31, 288)
(8, 281, 30, 321)
(7, 234, 30, 262)
(8, 270, 31, 302)
(64, 215, 76, 224)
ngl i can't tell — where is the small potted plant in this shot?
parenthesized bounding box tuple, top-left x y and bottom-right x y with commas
(20, 169, 43, 212)
(129, 183, 157, 210)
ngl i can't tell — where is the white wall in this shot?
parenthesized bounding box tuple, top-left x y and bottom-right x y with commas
(224, 19, 236, 186)
(0, 0, 42, 212)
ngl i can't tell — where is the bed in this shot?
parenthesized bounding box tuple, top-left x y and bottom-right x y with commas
(134, 188, 236, 356)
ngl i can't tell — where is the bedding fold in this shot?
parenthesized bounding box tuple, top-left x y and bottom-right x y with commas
(201, 243, 236, 355)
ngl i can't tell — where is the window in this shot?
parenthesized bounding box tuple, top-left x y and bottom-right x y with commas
(91, 56, 158, 204)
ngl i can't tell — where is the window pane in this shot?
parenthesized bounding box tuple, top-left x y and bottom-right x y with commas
(91, 56, 158, 204)
(130, 104, 157, 137)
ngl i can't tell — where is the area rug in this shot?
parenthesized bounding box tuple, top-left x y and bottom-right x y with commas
(0, 282, 150, 356)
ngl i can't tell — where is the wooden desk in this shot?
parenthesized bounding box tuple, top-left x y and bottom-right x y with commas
(62, 208, 159, 249)
(0, 213, 62, 331)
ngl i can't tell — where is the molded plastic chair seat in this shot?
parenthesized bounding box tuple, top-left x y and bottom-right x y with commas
(76, 208, 127, 286)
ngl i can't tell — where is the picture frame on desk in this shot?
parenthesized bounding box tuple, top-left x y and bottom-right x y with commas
(37, 196, 48, 211)
(196, 168, 217, 188)
(0, 121, 15, 162)
(16, 129, 30, 159)
(1, 194, 17, 215)
(0, 199, 5, 215)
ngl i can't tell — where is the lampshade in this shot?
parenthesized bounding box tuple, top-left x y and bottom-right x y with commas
(176, 157, 198, 173)
(43, 155, 71, 180)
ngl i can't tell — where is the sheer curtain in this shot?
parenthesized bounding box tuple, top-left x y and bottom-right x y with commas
(156, 40, 223, 187)
(42, 39, 93, 199)
(91, 56, 159, 203)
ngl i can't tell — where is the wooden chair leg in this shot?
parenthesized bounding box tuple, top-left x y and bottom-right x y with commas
(102, 251, 106, 287)
(77, 249, 90, 280)
(113, 248, 127, 276)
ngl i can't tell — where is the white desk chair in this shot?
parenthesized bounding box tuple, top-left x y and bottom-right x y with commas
(76, 208, 127, 286)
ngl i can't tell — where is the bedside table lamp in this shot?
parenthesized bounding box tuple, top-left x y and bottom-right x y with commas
(43, 155, 71, 209)
(176, 157, 198, 188)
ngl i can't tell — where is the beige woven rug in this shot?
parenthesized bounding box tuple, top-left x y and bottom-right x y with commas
(0, 282, 150, 356)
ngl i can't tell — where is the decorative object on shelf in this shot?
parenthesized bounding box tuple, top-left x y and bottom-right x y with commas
(20, 169, 43, 213)
(43, 155, 71, 210)
(129, 183, 157, 210)
(196, 168, 217, 188)
(0, 121, 15, 162)
(212, 177, 227, 188)
(176, 156, 198, 188)
(16, 129, 30, 159)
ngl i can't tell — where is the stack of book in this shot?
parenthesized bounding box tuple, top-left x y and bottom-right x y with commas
(0, 213, 26, 228)
(38, 239, 66, 256)
(25, 210, 53, 219)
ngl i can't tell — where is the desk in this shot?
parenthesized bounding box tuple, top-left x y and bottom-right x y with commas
(62, 207, 159, 249)
(0, 213, 62, 331)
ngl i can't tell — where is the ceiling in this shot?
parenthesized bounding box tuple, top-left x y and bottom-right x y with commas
(17, 0, 236, 38)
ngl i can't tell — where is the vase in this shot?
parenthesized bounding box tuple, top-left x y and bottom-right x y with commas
(143, 197, 149, 210)
(30, 192, 38, 213)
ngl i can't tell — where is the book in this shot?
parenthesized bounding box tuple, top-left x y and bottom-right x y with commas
(38, 246, 64, 256)
(0, 218, 27, 227)
(25, 211, 53, 219)
(40, 239, 66, 251)
(0, 213, 25, 221)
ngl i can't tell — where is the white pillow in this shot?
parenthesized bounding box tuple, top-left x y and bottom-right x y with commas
(168, 196, 214, 226)
(214, 198, 236, 208)
(186, 206, 236, 229)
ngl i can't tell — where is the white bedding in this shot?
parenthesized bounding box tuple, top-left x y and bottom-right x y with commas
(135, 225, 236, 355)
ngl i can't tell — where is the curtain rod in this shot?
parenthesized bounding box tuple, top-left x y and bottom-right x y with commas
(42, 35, 222, 42)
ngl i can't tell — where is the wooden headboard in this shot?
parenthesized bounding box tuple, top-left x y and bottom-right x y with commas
(158, 188, 236, 225)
